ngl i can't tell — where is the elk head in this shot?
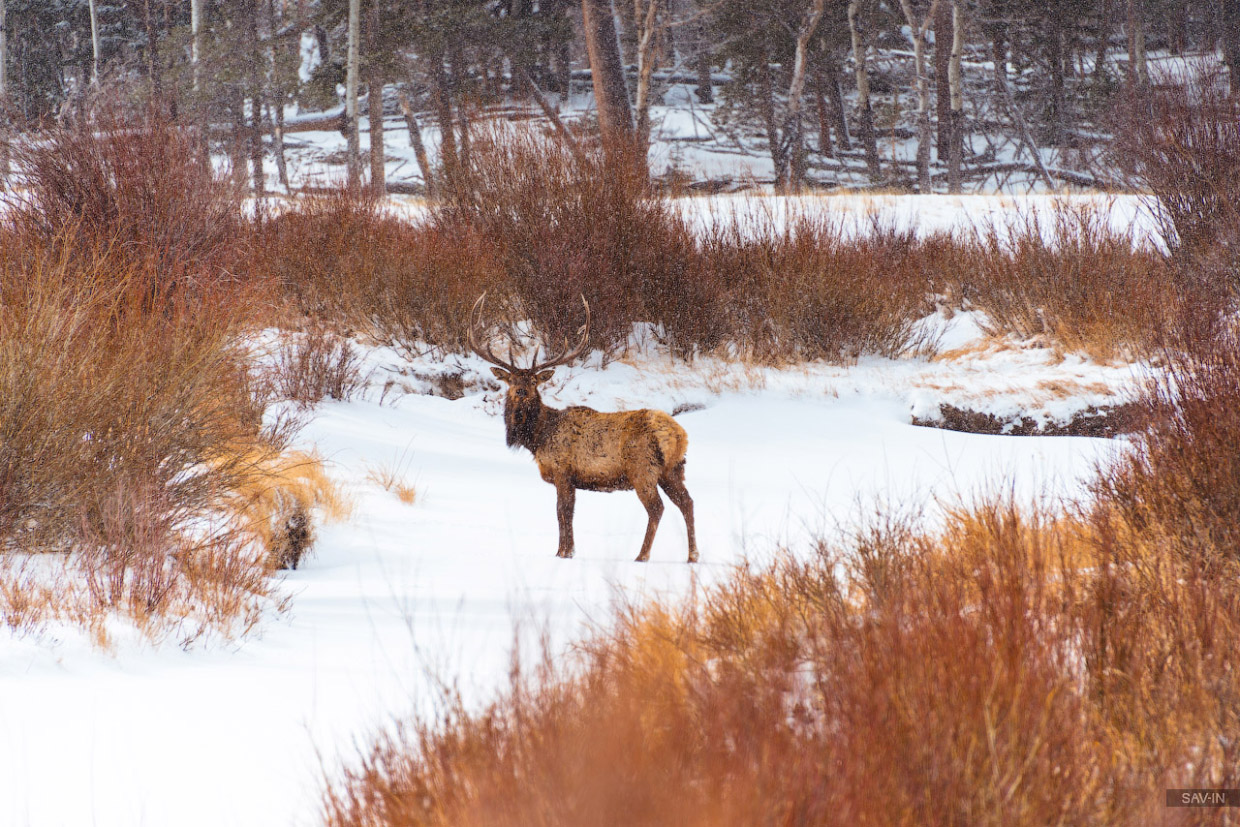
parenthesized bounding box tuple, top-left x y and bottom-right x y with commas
(469, 292, 591, 450)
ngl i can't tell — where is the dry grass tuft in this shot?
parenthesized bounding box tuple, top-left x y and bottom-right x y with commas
(271, 324, 370, 408)
(254, 190, 503, 357)
(364, 462, 418, 506)
(958, 206, 1180, 360)
(227, 450, 351, 571)
(10, 100, 252, 298)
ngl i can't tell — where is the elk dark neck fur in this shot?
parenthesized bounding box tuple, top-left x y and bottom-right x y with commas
(504, 394, 562, 453)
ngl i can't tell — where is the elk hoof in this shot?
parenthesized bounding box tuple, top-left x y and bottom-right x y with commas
(635, 553, 650, 563)
(687, 550, 699, 564)
(556, 549, 574, 559)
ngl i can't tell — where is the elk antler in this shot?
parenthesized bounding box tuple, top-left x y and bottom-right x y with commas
(468, 293, 591, 373)
(529, 295, 591, 372)
(468, 292, 522, 372)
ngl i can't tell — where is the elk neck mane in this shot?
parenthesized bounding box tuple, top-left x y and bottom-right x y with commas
(504, 394, 561, 453)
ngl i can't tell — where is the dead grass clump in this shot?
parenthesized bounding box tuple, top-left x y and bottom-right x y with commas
(227, 450, 351, 571)
(365, 463, 418, 505)
(1112, 76, 1240, 277)
(1094, 322, 1240, 560)
(699, 218, 934, 362)
(960, 206, 1178, 359)
(272, 324, 370, 408)
(0, 226, 329, 643)
(439, 125, 708, 353)
(256, 191, 503, 356)
(10, 101, 250, 296)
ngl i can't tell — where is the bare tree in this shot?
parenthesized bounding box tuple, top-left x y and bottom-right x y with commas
(848, 0, 882, 178)
(934, 0, 950, 158)
(345, 0, 362, 189)
(264, 0, 289, 190)
(367, 0, 384, 194)
(0, 0, 5, 105)
(396, 89, 435, 195)
(775, 0, 827, 190)
(633, 0, 662, 153)
(143, 0, 162, 103)
(947, 0, 964, 192)
(988, 25, 1057, 189)
(190, 0, 203, 92)
(1126, 0, 1148, 86)
(581, 0, 638, 170)
(898, 0, 940, 192)
(243, 0, 265, 198)
(88, 0, 101, 87)
(1223, 0, 1240, 93)
(0, 0, 8, 187)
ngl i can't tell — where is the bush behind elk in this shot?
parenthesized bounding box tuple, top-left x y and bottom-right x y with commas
(470, 294, 698, 563)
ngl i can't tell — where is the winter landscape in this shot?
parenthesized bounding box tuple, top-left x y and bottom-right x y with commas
(3, 1, 1240, 825)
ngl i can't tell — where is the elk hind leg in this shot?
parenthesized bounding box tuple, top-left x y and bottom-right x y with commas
(633, 479, 664, 563)
(659, 462, 698, 563)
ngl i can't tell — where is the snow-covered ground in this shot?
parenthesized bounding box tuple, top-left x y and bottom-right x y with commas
(0, 296, 1143, 826)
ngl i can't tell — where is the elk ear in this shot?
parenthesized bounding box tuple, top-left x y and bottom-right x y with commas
(491, 367, 511, 382)
(535, 369, 555, 384)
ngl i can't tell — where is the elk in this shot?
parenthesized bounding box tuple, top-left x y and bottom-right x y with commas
(469, 293, 698, 563)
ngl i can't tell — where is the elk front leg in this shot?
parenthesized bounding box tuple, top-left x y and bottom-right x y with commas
(634, 481, 664, 562)
(555, 481, 576, 559)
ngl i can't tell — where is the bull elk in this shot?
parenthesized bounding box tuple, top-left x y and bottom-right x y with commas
(469, 294, 698, 563)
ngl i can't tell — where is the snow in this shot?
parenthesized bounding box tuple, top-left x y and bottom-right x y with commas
(0, 294, 1142, 826)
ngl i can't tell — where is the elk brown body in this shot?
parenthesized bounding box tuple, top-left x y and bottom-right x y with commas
(471, 294, 698, 563)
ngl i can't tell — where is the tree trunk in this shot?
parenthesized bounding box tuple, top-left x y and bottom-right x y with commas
(450, 47, 472, 173)
(633, 0, 661, 154)
(758, 55, 780, 174)
(775, 0, 828, 191)
(1093, 0, 1112, 84)
(824, 58, 850, 151)
(848, 0, 881, 179)
(813, 61, 834, 157)
(691, 7, 713, 104)
(191, 0, 202, 91)
(345, 0, 362, 190)
(89, 0, 101, 86)
(0, 0, 8, 188)
(244, 0, 265, 199)
(934, 0, 951, 159)
(269, 99, 288, 190)
(396, 88, 435, 196)
(144, 0, 162, 103)
(368, 78, 384, 194)
(430, 50, 459, 194)
(230, 87, 248, 187)
(1047, 13, 1066, 143)
(1224, 0, 1240, 94)
(947, 0, 964, 193)
(521, 67, 586, 162)
(265, 0, 288, 190)
(581, 0, 639, 171)
(366, 0, 384, 194)
(0, 0, 6, 105)
(1126, 0, 1147, 86)
(898, 0, 937, 192)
